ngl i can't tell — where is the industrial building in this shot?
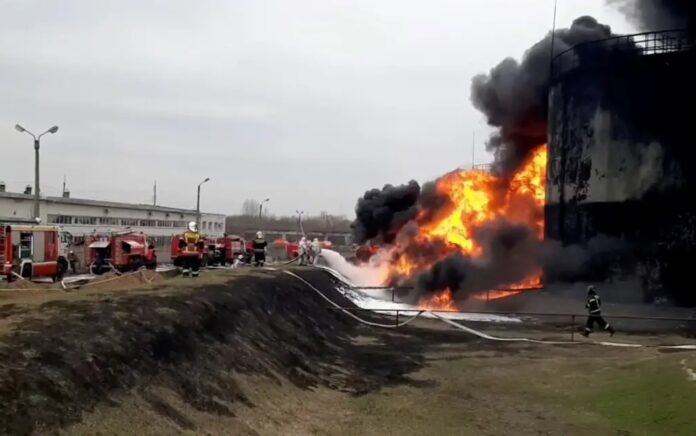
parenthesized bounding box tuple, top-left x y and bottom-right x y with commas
(547, 29, 695, 304)
(0, 185, 225, 240)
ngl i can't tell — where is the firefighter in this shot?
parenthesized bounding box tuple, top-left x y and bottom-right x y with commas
(67, 250, 79, 274)
(252, 231, 268, 266)
(581, 285, 615, 337)
(233, 254, 244, 268)
(311, 238, 322, 265)
(298, 236, 309, 265)
(179, 221, 204, 277)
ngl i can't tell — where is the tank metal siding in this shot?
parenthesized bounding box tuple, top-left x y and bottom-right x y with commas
(547, 47, 696, 305)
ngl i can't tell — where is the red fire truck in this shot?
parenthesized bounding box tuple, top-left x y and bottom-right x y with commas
(274, 238, 333, 260)
(221, 235, 248, 264)
(0, 224, 68, 281)
(86, 231, 157, 274)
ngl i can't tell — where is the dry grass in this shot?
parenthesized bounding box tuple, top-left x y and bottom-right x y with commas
(63, 323, 696, 436)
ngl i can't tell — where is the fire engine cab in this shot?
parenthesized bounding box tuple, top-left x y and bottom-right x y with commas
(0, 224, 67, 281)
(86, 231, 157, 274)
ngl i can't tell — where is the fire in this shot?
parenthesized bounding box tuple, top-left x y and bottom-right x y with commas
(418, 289, 457, 310)
(383, 145, 548, 310)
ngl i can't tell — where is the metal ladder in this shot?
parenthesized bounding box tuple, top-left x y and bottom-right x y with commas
(0, 226, 5, 265)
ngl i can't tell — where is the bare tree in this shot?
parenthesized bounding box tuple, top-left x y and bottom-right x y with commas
(241, 199, 260, 216)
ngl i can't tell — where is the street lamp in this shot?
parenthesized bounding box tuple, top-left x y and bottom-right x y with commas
(258, 198, 270, 221)
(196, 177, 210, 228)
(15, 124, 59, 220)
(295, 210, 305, 236)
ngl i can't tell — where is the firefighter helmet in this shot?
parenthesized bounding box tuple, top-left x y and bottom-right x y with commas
(587, 285, 596, 294)
(188, 221, 198, 232)
(257, 231, 264, 239)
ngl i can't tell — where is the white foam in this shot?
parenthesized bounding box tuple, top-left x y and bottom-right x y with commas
(319, 249, 520, 323)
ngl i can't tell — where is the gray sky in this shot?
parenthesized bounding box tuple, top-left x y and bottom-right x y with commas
(0, 0, 636, 217)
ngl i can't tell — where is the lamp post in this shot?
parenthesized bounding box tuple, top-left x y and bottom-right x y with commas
(196, 177, 210, 228)
(15, 124, 59, 221)
(295, 210, 305, 236)
(258, 198, 270, 221)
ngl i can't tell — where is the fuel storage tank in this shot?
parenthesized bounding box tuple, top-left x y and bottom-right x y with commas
(547, 30, 696, 304)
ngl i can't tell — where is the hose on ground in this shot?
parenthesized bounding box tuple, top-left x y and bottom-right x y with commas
(283, 270, 424, 329)
(286, 267, 696, 350)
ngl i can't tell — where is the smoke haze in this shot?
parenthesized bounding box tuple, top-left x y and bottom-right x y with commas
(609, 0, 694, 31)
(470, 16, 614, 176)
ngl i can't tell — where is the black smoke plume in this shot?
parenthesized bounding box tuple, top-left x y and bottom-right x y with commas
(609, 0, 694, 31)
(471, 16, 614, 176)
(352, 181, 421, 244)
(352, 176, 453, 244)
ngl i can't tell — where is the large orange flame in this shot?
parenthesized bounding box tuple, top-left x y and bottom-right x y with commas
(383, 145, 547, 310)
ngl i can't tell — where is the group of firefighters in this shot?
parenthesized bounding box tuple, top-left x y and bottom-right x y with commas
(296, 236, 323, 266)
(174, 222, 323, 276)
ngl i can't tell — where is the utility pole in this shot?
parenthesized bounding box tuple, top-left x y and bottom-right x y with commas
(153, 180, 157, 206)
(295, 210, 305, 236)
(15, 124, 59, 221)
(471, 131, 476, 169)
(258, 198, 270, 221)
(62, 174, 66, 196)
(196, 177, 210, 227)
(548, 0, 558, 81)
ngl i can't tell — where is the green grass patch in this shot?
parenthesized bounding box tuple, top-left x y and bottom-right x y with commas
(580, 357, 696, 435)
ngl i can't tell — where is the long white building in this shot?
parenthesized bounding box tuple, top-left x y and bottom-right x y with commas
(0, 188, 225, 241)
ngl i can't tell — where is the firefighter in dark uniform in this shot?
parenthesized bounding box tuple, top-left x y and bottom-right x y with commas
(252, 231, 268, 267)
(178, 221, 205, 277)
(582, 285, 615, 337)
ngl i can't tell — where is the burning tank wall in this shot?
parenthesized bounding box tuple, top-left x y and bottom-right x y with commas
(547, 42, 696, 305)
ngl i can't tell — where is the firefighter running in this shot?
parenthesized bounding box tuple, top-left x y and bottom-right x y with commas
(178, 221, 205, 277)
(581, 285, 615, 337)
(252, 231, 268, 266)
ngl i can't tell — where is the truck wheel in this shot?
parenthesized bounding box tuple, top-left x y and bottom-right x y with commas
(146, 256, 157, 270)
(56, 261, 66, 282)
(21, 263, 33, 278)
(130, 256, 143, 271)
(58, 258, 69, 277)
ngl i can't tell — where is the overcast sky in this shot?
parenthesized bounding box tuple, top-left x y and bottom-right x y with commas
(0, 0, 637, 217)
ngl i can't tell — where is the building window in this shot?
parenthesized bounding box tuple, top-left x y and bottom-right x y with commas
(100, 217, 121, 225)
(139, 219, 156, 227)
(75, 216, 97, 225)
(122, 218, 139, 226)
(157, 220, 173, 227)
(48, 215, 73, 224)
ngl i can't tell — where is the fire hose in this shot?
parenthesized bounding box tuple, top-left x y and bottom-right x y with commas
(283, 270, 424, 328)
(61, 268, 156, 290)
(284, 268, 696, 351)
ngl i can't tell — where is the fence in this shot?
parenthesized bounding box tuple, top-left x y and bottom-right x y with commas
(551, 29, 693, 81)
(327, 306, 696, 342)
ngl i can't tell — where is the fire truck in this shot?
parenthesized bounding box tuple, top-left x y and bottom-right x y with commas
(0, 223, 69, 282)
(219, 235, 249, 264)
(274, 238, 333, 260)
(204, 237, 226, 266)
(86, 231, 157, 274)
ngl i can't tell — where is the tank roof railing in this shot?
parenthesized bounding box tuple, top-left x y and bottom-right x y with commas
(551, 29, 693, 81)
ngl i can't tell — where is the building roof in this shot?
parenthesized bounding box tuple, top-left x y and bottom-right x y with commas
(0, 191, 225, 217)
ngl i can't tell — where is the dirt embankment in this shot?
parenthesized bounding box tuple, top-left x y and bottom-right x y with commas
(0, 269, 423, 435)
